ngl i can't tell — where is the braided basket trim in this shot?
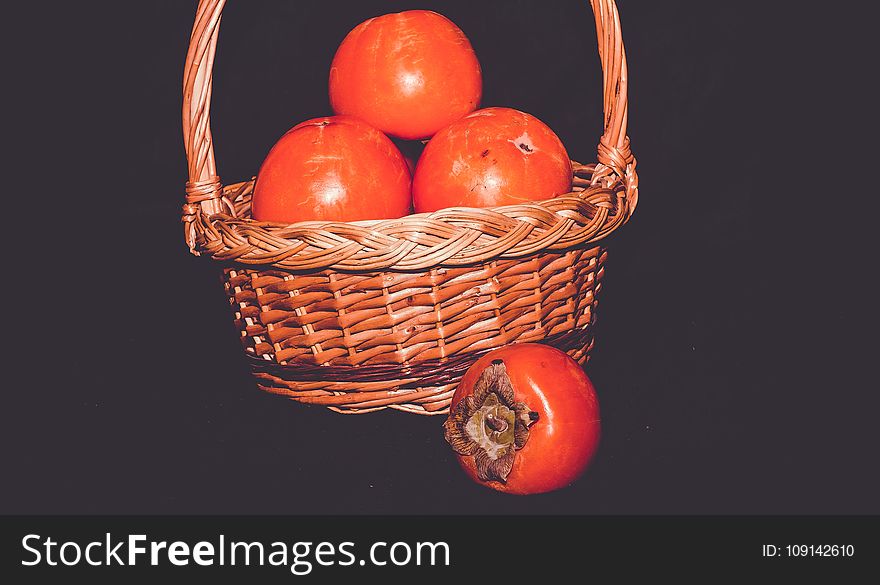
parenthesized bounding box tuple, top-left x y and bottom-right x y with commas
(186, 163, 633, 272)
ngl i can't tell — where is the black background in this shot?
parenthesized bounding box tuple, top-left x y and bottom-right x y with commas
(3, 1, 877, 515)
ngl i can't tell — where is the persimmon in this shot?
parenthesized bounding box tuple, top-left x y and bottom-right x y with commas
(412, 107, 573, 213)
(329, 10, 482, 140)
(444, 343, 601, 495)
(252, 116, 412, 223)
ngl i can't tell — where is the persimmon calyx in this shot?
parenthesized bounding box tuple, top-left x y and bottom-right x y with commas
(443, 359, 539, 483)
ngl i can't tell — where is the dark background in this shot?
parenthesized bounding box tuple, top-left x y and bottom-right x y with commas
(3, 1, 876, 514)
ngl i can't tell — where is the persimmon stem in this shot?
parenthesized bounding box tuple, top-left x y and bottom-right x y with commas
(485, 413, 508, 433)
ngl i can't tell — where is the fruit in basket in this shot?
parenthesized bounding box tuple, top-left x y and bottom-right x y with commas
(443, 343, 600, 495)
(412, 107, 573, 213)
(329, 10, 482, 140)
(252, 116, 412, 223)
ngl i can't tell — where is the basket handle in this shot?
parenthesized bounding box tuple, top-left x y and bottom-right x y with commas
(181, 0, 636, 224)
(182, 0, 225, 223)
(590, 0, 637, 195)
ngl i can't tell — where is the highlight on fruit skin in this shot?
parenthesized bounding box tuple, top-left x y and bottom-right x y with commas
(251, 115, 412, 224)
(412, 107, 573, 213)
(329, 10, 483, 140)
(443, 343, 601, 495)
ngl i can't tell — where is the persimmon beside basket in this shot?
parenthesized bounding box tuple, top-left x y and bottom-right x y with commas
(181, 0, 639, 415)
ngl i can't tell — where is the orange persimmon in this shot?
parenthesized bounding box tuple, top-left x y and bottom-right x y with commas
(252, 116, 412, 223)
(329, 10, 482, 140)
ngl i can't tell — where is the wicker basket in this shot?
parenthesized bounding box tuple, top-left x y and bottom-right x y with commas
(181, 0, 639, 415)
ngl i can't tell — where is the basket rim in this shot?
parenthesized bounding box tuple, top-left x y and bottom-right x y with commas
(183, 161, 633, 272)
